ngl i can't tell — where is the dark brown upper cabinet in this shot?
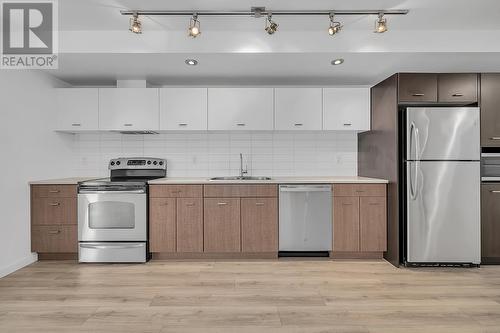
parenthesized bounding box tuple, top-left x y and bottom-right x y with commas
(398, 73, 438, 103)
(438, 73, 478, 103)
(398, 73, 478, 104)
(481, 74, 500, 147)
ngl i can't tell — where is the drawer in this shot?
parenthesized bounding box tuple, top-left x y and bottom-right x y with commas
(31, 197, 77, 225)
(204, 185, 278, 197)
(149, 185, 203, 198)
(31, 185, 77, 198)
(31, 225, 77, 253)
(333, 184, 386, 197)
(79, 242, 146, 263)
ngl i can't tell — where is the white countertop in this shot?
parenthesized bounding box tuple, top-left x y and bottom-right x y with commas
(29, 176, 388, 185)
(29, 177, 99, 185)
(148, 176, 388, 185)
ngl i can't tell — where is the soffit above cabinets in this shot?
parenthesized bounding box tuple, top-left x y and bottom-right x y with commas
(55, 87, 371, 133)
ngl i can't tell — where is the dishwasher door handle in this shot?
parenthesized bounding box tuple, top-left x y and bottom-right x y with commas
(279, 185, 332, 192)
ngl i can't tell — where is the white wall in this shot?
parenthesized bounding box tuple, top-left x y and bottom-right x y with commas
(0, 71, 75, 277)
(73, 132, 358, 177)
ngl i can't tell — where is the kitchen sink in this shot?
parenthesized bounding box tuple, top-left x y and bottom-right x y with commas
(209, 176, 272, 181)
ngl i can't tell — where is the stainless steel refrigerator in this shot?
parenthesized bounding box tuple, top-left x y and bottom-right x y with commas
(404, 107, 481, 265)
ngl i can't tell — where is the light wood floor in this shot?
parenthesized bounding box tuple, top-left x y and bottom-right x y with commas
(1, 260, 500, 333)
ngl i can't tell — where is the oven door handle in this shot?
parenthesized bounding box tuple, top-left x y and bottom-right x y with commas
(78, 190, 146, 194)
(80, 243, 144, 250)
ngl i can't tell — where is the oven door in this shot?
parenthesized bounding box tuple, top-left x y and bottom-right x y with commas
(78, 191, 147, 242)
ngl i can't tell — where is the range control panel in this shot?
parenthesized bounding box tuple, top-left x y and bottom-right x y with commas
(109, 157, 167, 170)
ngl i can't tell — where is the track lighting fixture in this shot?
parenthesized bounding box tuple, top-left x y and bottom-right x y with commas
(374, 13, 388, 33)
(129, 12, 142, 34)
(188, 13, 201, 38)
(328, 13, 342, 36)
(122, 8, 408, 36)
(265, 14, 278, 35)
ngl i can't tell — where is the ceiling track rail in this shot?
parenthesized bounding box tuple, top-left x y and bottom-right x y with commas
(120, 9, 409, 17)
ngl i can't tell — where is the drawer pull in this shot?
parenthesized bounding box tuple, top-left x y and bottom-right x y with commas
(186, 202, 195, 206)
(412, 93, 424, 97)
(124, 123, 133, 127)
(71, 123, 81, 127)
(160, 202, 169, 206)
(369, 203, 380, 206)
(49, 202, 60, 206)
(49, 190, 60, 193)
(343, 123, 352, 126)
(236, 123, 246, 127)
(452, 93, 464, 97)
(48, 230, 61, 235)
(342, 203, 353, 206)
(217, 202, 228, 206)
(178, 123, 188, 126)
(490, 137, 500, 141)
(171, 190, 181, 193)
(294, 123, 303, 127)
(255, 202, 265, 206)
(355, 190, 365, 193)
(490, 191, 500, 194)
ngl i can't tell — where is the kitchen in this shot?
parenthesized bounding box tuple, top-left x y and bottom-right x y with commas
(2, 0, 500, 332)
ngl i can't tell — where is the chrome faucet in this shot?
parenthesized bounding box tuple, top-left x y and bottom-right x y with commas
(239, 153, 248, 178)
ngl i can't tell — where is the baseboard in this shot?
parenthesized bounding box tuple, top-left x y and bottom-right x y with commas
(330, 251, 384, 259)
(0, 252, 38, 278)
(152, 252, 278, 260)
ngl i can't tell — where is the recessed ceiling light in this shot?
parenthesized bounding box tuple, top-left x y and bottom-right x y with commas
(331, 58, 344, 65)
(185, 59, 198, 66)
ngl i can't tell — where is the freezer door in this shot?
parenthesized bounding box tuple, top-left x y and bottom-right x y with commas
(406, 107, 480, 161)
(406, 161, 481, 264)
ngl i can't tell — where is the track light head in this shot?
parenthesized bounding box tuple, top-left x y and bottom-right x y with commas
(374, 13, 388, 33)
(129, 12, 142, 34)
(265, 14, 278, 35)
(328, 13, 342, 36)
(188, 13, 201, 38)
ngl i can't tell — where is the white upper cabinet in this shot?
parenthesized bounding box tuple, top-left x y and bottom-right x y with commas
(98, 88, 159, 130)
(160, 88, 207, 130)
(56, 88, 99, 131)
(207, 88, 274, 130)
(275, 88, 323, 130)
(323, 88, 370, 131)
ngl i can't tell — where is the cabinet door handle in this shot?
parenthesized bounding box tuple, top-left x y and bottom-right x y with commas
(294, 123, 303, 127)
(355, 190, 365, 193)
(186, 202, 195, 206)
(124, 123, 133, 127)
(48, 190, 60, 193)
(71, 123, 81, 127)
(160, 202, 169, 206)
(490, 191, 500, 194)
(217, 202, 228, 206)
(369, 203, 380, 206)
(452, 93, 464, 97)
(178, 123, 188, 126)
(490, 137, 500, 141)
(171, 190, 181, 193)
(48, 230, 61, 235)
(343, 123, 352, 126)
(236, 123, 246, 127)
(255, 202, 265, 206)
(412, 93, 424, 97)
(342, 203, 353, 206)
(49, 202, 60, 206)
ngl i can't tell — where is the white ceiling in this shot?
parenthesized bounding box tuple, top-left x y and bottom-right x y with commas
(48, 0, 500, 86)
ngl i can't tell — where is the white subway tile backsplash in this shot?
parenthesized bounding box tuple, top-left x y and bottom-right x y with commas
(71, 132, 357, 177)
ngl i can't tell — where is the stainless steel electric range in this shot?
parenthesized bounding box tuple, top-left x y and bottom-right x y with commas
(77, 157, 166, 263)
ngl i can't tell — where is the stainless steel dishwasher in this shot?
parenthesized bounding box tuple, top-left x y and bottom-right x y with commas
(279, 184, 332, 255)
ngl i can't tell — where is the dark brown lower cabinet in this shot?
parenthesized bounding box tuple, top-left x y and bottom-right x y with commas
(31, 225, 77, 253)
(332, 184, 387, 258)
(481, 184, 500, 263)
(176, 198, 203, 252)
(241, 198, 278, 252)
(149, 198, 176, 252)
(31, 185, 78, 256)
(204, 198, 241, 252)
